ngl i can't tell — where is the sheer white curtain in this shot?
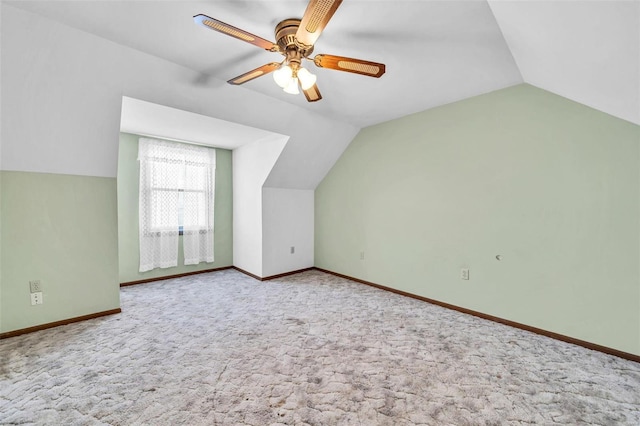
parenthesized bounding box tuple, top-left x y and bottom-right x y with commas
(138, 139, 181, 272)
(182, 144, 216, 265)
(138, 138, 216, 272)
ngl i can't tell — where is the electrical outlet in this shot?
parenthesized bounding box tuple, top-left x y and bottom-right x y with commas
(290, 246, 295, 254)
(461, 268, 470, 280)
(29, 280, 42, 293)
(31, 292, 43, 305)
(360, 251, 365, 260)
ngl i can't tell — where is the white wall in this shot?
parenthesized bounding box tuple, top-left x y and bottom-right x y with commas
(262, 188, 315, 277)
(1, 4, 359, 287)
(233, 136, 288, 277)
(0, 4, 358, 185)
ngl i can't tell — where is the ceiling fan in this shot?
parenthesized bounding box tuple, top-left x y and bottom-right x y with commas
(194, 0, 386, 102)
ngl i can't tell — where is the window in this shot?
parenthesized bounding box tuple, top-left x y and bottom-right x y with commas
(138, 138, 216, 272)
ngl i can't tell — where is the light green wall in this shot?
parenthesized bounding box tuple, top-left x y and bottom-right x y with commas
(0, 171, 120, 333)
(316, 84, 640, 355)
(117, 133, 233, 283)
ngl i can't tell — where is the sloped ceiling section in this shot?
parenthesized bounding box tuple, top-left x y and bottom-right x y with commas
(4, 0, 522, 128)
(3, 0, 638, 141)
(1, 4, 359, 188)
(120, 96, 287, 150)
(489, 0, 640, 125)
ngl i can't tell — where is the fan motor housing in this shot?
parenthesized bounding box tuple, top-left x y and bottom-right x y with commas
(275, 19, 313, 58)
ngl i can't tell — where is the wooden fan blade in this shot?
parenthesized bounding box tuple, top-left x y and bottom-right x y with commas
(227, 63, 280, 85)
(302, 83, 322, 102)
(313, 54, 386, 78)
(295, 0, 343, 49)
(194, 14, 278, 51)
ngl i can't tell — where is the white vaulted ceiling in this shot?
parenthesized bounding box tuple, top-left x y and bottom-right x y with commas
(489, 0, 640, 126)
(5, 0, 639, 128)
(5, 0, 638, 126)
(2, 0, 639, 191)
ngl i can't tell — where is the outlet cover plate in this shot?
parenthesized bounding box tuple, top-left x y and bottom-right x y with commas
(31, 292, 43, 305)
(29, 280, 42, 293)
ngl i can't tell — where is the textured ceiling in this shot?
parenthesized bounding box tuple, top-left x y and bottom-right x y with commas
(4, 1, 638, 127)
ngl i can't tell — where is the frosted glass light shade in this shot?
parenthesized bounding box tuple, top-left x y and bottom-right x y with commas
(297, 67, 317, 90)
(283, 77, 300, 94)
(273, 65, 293, 88)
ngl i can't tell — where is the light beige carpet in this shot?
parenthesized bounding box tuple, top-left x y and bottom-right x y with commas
(1, 269, 639, 425)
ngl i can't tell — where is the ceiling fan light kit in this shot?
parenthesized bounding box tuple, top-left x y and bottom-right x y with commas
(194, 0, 386, 102)
(283, 77, 301, 95)
(273, 65, 293, 88)
(297, 68, 317, 90)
